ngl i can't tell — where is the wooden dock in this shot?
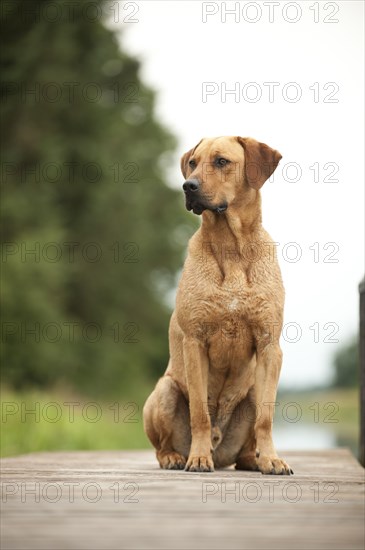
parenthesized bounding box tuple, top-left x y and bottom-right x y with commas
(1, 449, 364, 549)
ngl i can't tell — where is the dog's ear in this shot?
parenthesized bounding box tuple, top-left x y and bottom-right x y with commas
(236, 137, 282, 189)
(180, 139, 203, 179)
(180, 148, 195, 179)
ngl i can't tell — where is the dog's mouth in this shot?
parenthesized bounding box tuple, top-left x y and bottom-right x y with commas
(185, 198, 228, 216)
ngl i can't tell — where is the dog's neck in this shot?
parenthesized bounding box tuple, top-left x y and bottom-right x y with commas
(201, 191, 263, 246)
(198, 192, 264, 280)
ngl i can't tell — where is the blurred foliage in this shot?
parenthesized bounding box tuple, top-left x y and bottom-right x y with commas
(1, 0, 196, 398)
(332, 336, 360, 389)
(0, 387, 149, 457)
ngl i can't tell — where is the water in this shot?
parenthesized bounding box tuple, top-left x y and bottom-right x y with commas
(274, 422, 358, 456)
(274, 423, 336, 450)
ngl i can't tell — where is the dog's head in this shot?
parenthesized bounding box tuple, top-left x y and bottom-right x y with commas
(180, 136, 282, 215)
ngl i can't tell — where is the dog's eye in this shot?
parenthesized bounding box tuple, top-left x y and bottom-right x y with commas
(189, 159, 197, 169)
(216, 157, 229, 167)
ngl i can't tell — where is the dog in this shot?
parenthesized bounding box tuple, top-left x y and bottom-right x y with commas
(143, 136, 293, 475)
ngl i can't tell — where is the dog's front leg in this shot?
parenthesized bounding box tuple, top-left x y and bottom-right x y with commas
(254, 342, 293, 475)
(183, 337, 214, 472)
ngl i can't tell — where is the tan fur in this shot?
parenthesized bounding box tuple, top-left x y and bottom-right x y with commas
(143, 136, 292, 475)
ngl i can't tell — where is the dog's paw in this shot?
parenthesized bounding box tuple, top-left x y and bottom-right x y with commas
(256, 454, 293, 475)
(185, 454, 214, 472)
(157, 451, 186, 470)
(211, 426, 222, 450)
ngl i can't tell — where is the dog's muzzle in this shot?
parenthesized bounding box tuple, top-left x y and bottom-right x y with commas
(183, 179, 200, 193)
(183, 178, 204, 214)
(183, 179, 228, 215)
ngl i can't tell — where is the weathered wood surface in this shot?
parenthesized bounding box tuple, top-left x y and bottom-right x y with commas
(1, 449, 364, 550)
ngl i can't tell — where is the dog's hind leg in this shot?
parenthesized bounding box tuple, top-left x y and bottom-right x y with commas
(143, 373, 191, 470)
(213, 391, 257, 470)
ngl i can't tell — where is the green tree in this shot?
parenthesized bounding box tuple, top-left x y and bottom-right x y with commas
(1, 0, 196, 397)
(332, 336, 359, 388)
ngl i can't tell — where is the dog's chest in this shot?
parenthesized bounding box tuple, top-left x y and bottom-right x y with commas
(204, 288, 256, 373)
(227, 297, 240, 312)
(200, 263, 254, 317)
(188, 280, 256, 347)
(177, 245, 280, 343)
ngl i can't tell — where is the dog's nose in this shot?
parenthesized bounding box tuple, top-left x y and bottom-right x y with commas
(183, 179, 199, 192)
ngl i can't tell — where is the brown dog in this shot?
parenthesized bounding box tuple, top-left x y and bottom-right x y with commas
(143, 136, 293, 475)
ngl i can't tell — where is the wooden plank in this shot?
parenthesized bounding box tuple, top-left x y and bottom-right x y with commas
(1, 449, 364, 550)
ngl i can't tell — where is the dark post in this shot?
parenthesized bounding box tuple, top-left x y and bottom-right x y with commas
(359, 276, 365, 466)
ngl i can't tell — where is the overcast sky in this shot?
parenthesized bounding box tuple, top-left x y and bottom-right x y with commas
(110, 1, 364, 388)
